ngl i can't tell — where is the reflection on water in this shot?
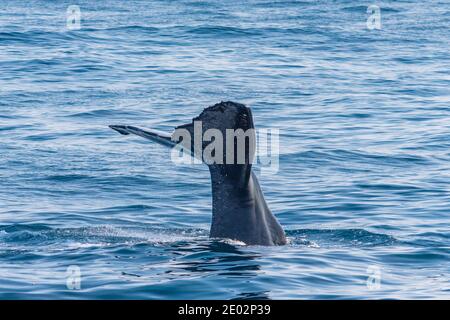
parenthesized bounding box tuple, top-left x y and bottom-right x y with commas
(167, 241, 261, 276)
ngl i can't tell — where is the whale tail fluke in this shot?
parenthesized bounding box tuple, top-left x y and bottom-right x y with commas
(109, 101, 286, 246)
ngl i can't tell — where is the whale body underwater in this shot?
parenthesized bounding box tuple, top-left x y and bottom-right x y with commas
(110, 101, 287, 245)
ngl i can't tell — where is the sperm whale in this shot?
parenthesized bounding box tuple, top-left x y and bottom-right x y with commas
(110, 101, 286, 245)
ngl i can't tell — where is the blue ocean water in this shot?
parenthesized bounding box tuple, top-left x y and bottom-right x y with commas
(0, 0, 449, 299)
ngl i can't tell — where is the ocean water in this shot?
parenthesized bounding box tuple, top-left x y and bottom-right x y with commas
(0, 0, 449, 299)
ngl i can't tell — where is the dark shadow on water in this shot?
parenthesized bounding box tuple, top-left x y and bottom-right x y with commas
(160, 239, 268, 298)
(231, 291, 271, 300)
(164, 240, 262, 275)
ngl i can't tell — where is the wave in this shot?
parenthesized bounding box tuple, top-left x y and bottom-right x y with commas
(66, 109, 120, 118)
(81, 25, 160, 33)
(342, 5, 400, 13)
(0, 225, 207, 247)
(186, 25, 262, 37)
(286, 228, 397, 247)
(280, 148, 432, 167)
(0, 224, 397, 250)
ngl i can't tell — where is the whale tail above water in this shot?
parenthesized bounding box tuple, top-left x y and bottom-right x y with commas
(110, 101, 287, 246)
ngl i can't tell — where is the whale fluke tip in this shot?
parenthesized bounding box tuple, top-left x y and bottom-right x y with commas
(109, 125, 130, 135)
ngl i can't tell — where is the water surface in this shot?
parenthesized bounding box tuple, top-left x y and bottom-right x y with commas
(0, 0, 449, 299)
